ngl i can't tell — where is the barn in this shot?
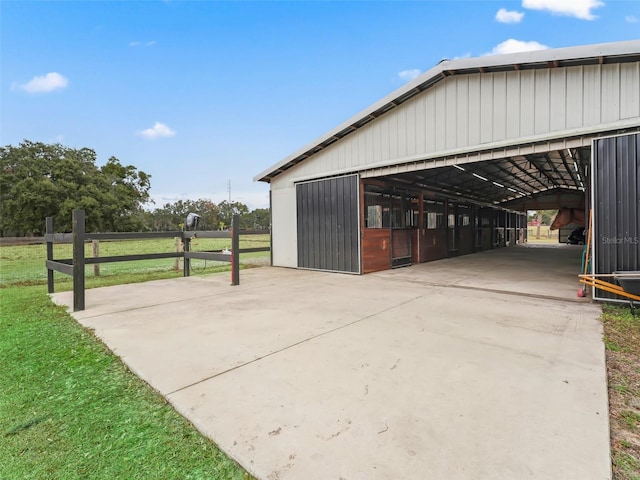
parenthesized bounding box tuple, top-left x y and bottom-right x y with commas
(255, 40, 640, 292)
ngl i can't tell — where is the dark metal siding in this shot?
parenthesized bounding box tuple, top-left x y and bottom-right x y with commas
(296, 175, 360, 273)
(593, 133, 640, 299)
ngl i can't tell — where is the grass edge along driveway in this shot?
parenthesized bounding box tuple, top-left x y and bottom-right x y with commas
(603, 304, 640, 480)
(0, 285, 253, 480)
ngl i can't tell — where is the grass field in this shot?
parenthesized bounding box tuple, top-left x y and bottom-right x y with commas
(0, 284, 253, 480)
(0, 235, 270, 286)
(526, 225, 560, 243)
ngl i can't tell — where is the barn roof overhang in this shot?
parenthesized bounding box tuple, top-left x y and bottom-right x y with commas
(360, 124, 640, 210)
(255, 39, 640, 184)
(371, 147, 591, 211)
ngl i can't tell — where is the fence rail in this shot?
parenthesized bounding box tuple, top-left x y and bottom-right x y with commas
(0, 236, 48, 245)
(45, 210, 270, 311)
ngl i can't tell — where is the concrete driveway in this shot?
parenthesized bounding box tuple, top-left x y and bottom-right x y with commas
(52, 245, 610, 480)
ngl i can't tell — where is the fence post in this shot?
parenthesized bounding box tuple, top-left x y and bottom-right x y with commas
(72, 209, 85, 312)
(174, 236, 183, 271)
(183, 234, 191, 277)
(92, 240, 100, 276)
(46, 217, 54, 294)
(231, 214, 239, 286)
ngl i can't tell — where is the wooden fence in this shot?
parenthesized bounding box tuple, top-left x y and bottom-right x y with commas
(46, 210, 270, 311)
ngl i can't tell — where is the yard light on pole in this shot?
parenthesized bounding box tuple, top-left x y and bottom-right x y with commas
(185, 212, 200, 231)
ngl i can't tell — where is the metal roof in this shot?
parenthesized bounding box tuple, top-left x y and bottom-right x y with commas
(255, 39, 640, 183)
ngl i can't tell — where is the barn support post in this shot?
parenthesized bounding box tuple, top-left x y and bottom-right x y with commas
(72, 209, 86, 312)
(46, 216, 54, 294)
(231, 214, 240, 286)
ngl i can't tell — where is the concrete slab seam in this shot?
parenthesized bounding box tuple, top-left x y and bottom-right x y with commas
(165, 292, 427, 397)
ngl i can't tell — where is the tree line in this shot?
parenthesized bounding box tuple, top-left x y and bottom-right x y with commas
(144, 198, 269, 232)
(0, 141, 269, 236)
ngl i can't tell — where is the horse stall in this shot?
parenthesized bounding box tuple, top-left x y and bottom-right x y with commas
(457, 204, 474, 255)
(361, 177, 528, 273)
(494, 210, 507, 248)
(476, 207, 495, 251)
(421, 198, 448, 262)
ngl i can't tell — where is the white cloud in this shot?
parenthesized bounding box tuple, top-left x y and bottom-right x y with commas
(129, 40, 156, 47)
(522, 0, 604, 20)
(496, 8, 525, 23)
(138, 122, 176, 139)
(626, 15, 638, 23)
(14, 72, 68, 93)
(487, 38, 549, 55)
(452, 53, 472, 60)
(397, 69, 422, 82)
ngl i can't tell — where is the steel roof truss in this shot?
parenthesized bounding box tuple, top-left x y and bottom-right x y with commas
(525, 155, 560, 188)
(505, 158, 547, 192)
(558, 150, 580, 190)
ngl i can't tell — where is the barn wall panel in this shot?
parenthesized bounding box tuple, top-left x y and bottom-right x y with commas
(583, 65, 602, 126)
(271, 186, 298, 268)
(566, 66, 583, 128)
(550, 68, 567, 132)
(435, 84, 447, 151)
(425, 89, 437, 153)
(534, 69, 550, 134)
(270, 63, 640, 189)
(601, 64, 621, 124)
(467, 73, 482, 146)
(415, 93, 426, 153)
(456, 76, 469, 148)
(519, 71, 536, 137)
(405, 99, 417, 157)
(492, 72, 507, 142)
(480, 74, 494, 144)
(505, 71, 521, 139)
(445, 78, 458, 149)
(621, 62, 640, 119)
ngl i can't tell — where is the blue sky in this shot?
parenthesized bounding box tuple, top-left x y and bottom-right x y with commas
(2, 0, 639, 210)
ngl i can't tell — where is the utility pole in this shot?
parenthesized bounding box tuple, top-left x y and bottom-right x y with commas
(227, 180, 231, 202)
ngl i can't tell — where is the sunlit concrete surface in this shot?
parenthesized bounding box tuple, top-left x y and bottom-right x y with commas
(52, 245, 610, 480)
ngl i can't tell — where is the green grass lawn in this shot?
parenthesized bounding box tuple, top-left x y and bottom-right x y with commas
(0, 285, 253, 480)
(526, 225, 560, 243)
(0, 235, 270, 286)
(601, 305, 640, 480)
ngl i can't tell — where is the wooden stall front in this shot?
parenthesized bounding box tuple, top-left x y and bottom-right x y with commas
(360, 180, 524, 273)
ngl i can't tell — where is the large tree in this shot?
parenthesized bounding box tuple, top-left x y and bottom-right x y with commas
(217, 200, 249, 229)
(0, 141, 151, 235)
(150, 199, 219, 231)
(243, 208, 270, 230)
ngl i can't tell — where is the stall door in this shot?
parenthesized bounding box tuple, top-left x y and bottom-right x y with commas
(296, 175, 360, 273)
(390, 192, 412, 268)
